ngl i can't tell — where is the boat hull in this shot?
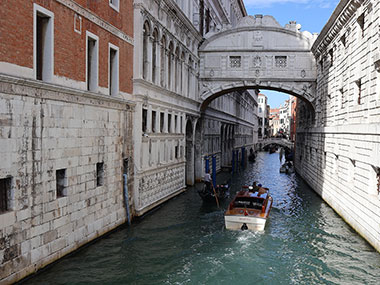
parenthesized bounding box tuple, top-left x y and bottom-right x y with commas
(224, 215, 267, 231)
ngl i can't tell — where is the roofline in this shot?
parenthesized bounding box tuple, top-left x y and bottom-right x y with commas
(237, 0, 248, 17)
(311, 0, 362, 57)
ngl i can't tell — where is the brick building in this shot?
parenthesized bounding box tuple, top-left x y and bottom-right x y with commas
(0, 1, 134, 282)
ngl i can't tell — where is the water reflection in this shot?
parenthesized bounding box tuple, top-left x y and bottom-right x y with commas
(23, 152, 380, 285)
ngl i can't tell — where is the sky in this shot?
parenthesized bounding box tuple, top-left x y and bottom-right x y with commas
(243, 0, 339, 108)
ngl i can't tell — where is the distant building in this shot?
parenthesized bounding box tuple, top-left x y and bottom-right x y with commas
(290, 97, 297, 141)
(258, 93, 269, 138)
(269, 108, 280, 137)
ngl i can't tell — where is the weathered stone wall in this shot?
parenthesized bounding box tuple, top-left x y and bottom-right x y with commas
(296, 0, 380, 252)
(0, 77, 134, 283)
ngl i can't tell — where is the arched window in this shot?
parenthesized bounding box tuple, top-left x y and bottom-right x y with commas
(180, 51, 185, 94)
(142, 21, 150, 80)
(188, 55, 193, 97)
(175, 47, 180, 93)
(152, 28, 158, 84)
(168, 42, 173, 90)
(160, 35, 166, 87)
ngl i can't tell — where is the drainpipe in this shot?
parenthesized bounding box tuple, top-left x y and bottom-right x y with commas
(123, 174, 131, 226)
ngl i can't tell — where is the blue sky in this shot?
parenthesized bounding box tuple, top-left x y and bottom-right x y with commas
(244, 0, 339, 108)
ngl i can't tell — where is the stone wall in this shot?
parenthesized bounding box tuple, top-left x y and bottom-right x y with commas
(0, 76, 134, 283)
(296, 0, 380, 252)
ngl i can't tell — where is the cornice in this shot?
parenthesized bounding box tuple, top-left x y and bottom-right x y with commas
(0, 73, 135, 110)
(311, 0, 366, 58)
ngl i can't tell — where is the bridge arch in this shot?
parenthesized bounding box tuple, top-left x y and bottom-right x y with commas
(199, 15, 318, 115)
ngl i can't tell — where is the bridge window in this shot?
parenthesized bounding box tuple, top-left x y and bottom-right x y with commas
(275, 56, 287, 68)
(230, 56, 241, 68)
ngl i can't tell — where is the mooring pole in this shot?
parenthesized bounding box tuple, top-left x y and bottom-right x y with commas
(212, 155, 216, 188)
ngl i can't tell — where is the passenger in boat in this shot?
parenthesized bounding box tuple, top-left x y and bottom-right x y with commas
(251, 181, 259, 192)
(204, 170, 212, 192)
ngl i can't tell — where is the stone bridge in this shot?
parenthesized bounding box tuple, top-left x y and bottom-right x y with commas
(257, 138, 294, 150)
(198, 15, 317, 114)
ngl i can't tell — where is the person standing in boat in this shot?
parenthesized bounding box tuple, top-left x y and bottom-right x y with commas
(204, 170, 212, 192)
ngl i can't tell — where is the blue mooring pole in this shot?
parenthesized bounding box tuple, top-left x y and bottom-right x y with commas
(212, 155, 216, 188)
(205, 156, 210, 174)
(123, 174, 131, 226)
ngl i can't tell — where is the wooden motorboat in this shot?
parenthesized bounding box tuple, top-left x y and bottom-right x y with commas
(198, 181, 230, 204)
(224, 186, 273, 231)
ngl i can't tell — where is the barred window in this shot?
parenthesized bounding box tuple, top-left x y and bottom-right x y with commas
(0, 177, 12, 214)
(230, 56, 241, 68)
(275, 56, 287, 68)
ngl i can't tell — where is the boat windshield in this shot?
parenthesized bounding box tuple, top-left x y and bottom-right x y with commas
(233, 197, 264, 210)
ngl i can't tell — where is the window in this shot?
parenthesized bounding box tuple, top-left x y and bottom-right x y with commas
(152, 29, 158, 84)
(357, 13, 364, 37)
(175, 115, 178, 133)
(180, 116, 183, 133)
(96, 162, 104, 187)
(142, 108, 147, 133)
(34, 4, 54, 82)
(152, 110, 156, 133)
(175, 145, 179, 159)
(340, 34, 346, 48)
(0, 177, 12, 214)
(109, 43, 119, 96)
(168, 114, 172, 133)
(160, 112, 165, 132)
(86, 32, 99, 92)
(160, 36, 166, 87)
(329, 49, 333, 66)
(230, 56, 241, 68)
(355, 79, 362, 105)
(109, 0, 119, 12)
(340, 88, 345, 109)
(56, 169, 67, 198)
(275, 56, 287, 68)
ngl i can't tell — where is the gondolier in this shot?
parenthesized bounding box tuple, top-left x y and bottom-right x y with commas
(204, 170, 212, 192)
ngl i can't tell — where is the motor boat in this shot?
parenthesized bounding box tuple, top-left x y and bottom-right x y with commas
(224, 185, 273, 231)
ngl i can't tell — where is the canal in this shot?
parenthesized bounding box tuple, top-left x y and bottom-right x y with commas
(23, 152, 380, 284)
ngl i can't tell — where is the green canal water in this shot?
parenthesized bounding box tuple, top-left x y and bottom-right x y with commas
(23, 152, 380, 284)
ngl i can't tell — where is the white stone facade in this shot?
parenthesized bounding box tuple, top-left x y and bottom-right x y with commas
(296, 0, 380, 252)
(133, 0, 249, 215)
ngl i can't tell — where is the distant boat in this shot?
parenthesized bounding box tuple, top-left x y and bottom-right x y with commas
(280, 162, 294, 174)
(224, 186, 273, 231)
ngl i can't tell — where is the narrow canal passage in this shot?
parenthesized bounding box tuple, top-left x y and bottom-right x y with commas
(24, 152, 380, 284)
